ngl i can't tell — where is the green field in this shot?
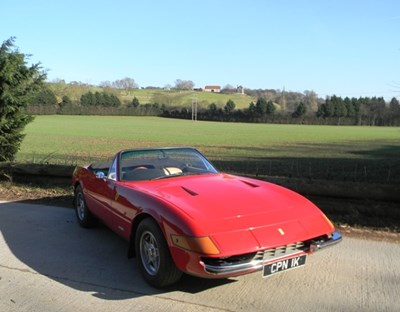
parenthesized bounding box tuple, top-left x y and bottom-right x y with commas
(18, 115, 400, 184)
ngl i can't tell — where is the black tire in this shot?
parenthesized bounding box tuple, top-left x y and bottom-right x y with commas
(74, 185, 96, 228)
(135, 218, 182, 288)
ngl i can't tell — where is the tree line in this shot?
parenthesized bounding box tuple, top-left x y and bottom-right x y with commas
(27, 86, 400, 126)
(162, 95, 400, 126)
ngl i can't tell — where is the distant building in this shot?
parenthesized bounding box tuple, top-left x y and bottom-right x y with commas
(204, 85, 221, 93)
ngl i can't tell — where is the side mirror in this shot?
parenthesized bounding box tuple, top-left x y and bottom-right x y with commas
(95, 171, 106, 179)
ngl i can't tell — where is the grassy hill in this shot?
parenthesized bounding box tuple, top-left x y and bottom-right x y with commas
(122, 89, 255, 110)
(48, 83, 256, 109)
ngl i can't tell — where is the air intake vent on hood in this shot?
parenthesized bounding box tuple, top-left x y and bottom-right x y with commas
(181, 186, 198, 196)
(240, 180, 260, 188)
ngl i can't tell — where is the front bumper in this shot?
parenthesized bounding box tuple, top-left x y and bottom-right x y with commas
(309, 231, 342, 251)
(201, 231, 342, 276)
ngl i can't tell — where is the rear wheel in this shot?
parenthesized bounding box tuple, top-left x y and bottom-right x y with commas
(135, 218, 182, 288)
(74, 185, 96, 228)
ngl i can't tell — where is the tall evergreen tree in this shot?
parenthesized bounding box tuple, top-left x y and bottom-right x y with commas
(388, 97, 400, 125)
(0, 37, 46, 161)
(224, 99, 236, 114)
(94, 91, 105, 106)
(131, 96, 140, 108)
(331, 95, 347, 118)
(389, 97, 400, 114)
(80, 91, 95, 106)
(292, 102, 307, 117)
(61, 95, 72, 107)
(344, 97, 355, 117)
(266, 101, 276, 115)
(31, 88, 57, 106)
(255, 97, 268, 116)
(110, 94, 121, 107)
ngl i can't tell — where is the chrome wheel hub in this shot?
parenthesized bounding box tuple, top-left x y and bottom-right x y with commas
(140, 231, 160, 276)
(76, 193, 85, 220)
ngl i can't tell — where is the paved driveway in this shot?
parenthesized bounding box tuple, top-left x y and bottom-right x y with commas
(1, 201, 399, 312)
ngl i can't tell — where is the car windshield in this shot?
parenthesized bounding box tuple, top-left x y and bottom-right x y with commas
(119, 147, 218, 181)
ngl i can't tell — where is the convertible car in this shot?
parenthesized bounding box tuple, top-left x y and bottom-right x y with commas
(72, 147, 341, 287)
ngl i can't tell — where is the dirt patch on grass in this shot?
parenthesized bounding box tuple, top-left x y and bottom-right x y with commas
(0, 182, 72, 208)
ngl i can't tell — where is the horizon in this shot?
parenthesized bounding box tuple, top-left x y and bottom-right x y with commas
(1, 0, 400, 101)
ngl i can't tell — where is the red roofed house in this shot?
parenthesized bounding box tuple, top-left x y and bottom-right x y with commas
(204, 85, 221, 93)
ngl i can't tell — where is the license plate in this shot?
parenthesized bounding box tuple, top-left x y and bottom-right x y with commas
(263, 255, 307, 277)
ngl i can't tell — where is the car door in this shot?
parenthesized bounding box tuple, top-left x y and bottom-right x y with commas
(85, 155, 121, 231)
(97, 153, 134, 239)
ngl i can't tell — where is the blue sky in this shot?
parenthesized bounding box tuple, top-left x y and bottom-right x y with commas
(2, 0, 400, 100)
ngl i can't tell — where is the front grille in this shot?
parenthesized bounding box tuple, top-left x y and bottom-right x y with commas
(263, 242, 307, 261)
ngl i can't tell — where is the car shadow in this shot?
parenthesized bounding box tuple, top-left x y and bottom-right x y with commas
(0, 200, 236, 301)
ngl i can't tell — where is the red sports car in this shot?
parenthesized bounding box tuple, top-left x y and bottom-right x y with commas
(72, 147, 341, 287)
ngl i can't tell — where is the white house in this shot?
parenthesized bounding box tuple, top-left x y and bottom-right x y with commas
(204, 85, 221, 93)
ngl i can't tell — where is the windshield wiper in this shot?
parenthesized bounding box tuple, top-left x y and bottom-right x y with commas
(152, 173, 184, 180)
(152, 172, 209, 180)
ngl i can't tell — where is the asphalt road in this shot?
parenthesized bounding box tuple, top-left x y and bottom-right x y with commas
(1, 201, 399, 312)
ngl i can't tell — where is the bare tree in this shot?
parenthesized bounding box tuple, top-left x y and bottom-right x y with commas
(221, 84, 236, 94)
(112, 77, 139, 91)
(99, 80, 112, 88)
(279, 88, 287, 112)
(174, 79, 194, 90)
(304, 90, 319, 114)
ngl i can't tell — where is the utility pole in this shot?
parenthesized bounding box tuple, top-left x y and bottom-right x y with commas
(191, 98, 198, 121)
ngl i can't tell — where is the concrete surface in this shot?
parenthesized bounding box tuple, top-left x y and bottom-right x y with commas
(0, 201, 399, 312)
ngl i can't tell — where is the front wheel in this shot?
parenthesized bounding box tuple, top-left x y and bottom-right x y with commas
(135, 218, 182, 288)
(74, 185, 96, 228)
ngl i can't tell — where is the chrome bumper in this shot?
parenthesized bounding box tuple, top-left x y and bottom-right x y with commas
(310, 231, 342, 251)
(202, 231, 342, 275)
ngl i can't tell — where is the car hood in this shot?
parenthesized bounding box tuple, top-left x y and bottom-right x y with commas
(133, 173, 334, 254)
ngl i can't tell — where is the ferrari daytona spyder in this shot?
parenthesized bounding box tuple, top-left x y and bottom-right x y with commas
(72, 147, 341, 287)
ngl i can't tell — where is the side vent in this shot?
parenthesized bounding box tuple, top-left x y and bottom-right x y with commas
(181, 186, 198, 196)
(240, 180, 260, 188)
